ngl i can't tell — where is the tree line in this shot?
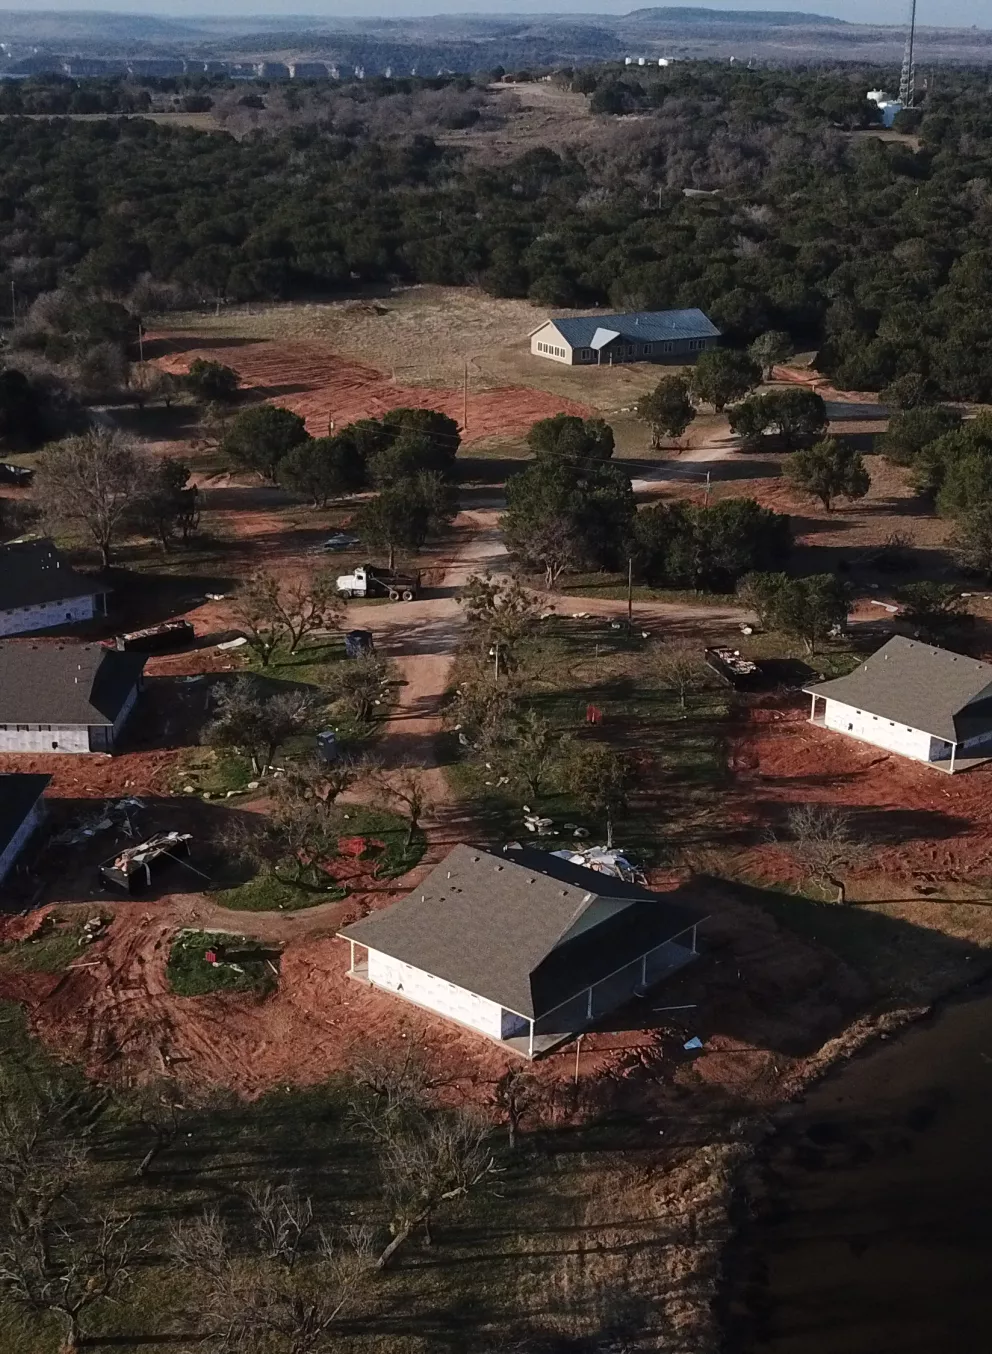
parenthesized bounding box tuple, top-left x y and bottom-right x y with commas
(0, 60, 990, 398)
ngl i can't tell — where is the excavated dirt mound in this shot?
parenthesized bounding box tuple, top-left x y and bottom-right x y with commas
(150, 336, 593, 445)
(0, 871, 871, 1114)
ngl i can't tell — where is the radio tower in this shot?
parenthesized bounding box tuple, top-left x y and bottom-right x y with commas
(899, 0, 917, 107)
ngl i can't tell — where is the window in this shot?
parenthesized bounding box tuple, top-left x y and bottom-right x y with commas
(662, 341, 674, 353)
(581, 348, 593, 360)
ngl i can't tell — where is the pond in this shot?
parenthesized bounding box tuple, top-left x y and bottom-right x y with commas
(733, 989, 992, 1354)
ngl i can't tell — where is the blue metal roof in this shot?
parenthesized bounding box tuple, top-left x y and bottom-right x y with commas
(547, 308, 720, 348)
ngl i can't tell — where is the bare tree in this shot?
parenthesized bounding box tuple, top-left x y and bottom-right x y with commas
(368, 767, 432, 849)
(347, 1044, 434, 1144)
(231, 574, 290, 667)
(559, 739, 635, 849)
(461, 572, 540, 674)
(0, 1210, 135, 1352)
(169, 1203, 374, 1353)
(501, 708, 564, 802)
(35, 429, 148, 567)
(376, 1109, 498, 1269)
(245, 1184, 314, 1271)
(270, 576, 343, 654)
(493, 1066, 539, 1151)
(526, 516, 582, 590)
(0, 1067, 92, 1244)
(450, 662, 519, 756)
(655, 640, 706, 715)
(231, 570, 342, 665)
(282, 751, 371, 807)
(130, 1076, 187, 1180)
(206, 677, 318, 777)
(775, 804, 869, 904)
(324, 653, 390, 725)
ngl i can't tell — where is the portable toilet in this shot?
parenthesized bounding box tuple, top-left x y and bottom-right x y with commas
(345, 629, 375, 658)
(316, 730, 339, 764)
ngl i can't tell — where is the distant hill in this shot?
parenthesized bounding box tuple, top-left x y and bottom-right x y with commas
(624, 6, 850, 24)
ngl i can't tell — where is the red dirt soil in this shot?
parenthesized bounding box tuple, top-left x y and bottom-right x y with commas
(727, 696, 992, 885)
(149, 335, 593, 444)
(0, 864, 867, 1116)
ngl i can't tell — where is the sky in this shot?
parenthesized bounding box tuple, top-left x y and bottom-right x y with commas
(0, 0, 988, 28)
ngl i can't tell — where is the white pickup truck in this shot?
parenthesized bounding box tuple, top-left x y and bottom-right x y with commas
(336, 564, 419, 601)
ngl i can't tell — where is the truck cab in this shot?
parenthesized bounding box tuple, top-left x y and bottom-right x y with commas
(336, 565, 418, 602)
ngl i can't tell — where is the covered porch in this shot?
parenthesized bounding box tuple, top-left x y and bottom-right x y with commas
(346, 925, 700, 1061)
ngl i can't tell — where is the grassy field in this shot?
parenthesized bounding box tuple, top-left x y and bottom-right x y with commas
(150, 285, 690, 420)
(166, 929, 278, 995)
(0, 910, 110, 974)
(0, 997, 731, 1354)
(213, 806, 426, 911)
(443, 615, 731, 860)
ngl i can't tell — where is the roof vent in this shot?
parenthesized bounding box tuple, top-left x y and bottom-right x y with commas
(561, 889, 568, 896)
(495, 864, 503, 871)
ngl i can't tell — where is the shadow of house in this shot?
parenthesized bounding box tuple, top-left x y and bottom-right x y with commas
(569, 875, 992, 1084)
(21, 795, 267, 908)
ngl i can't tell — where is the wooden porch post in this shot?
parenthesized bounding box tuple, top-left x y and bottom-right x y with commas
(586, 985, 594, 1019)
(348, 939, 355, 975)
(641, 953, 647, 985)
(691, 925, 697, 955)
(527, 1021, 534, 1059)
(950, 743, 957, 774)
(809, 693, 817, 721)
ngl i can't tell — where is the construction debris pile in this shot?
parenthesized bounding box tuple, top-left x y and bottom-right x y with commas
(99, 832, 192, 894)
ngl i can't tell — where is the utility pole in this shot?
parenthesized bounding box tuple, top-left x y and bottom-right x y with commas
(137, 322, 144, 364)
(704, 470, 711, 505)
(463, 358, 469, 431)
(627, 556, 633, 629)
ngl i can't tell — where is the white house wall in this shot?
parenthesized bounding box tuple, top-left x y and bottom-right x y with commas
(0, 725, 91, 754)
(0, 798, 45, 884)
(366, 950, 505, 1039)
(822, 699, 933, 761)
(530, 324, 573, 365)
(0, 595, 99, 638)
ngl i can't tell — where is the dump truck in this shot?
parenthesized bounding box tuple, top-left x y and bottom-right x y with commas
(336, 565, 419, 601)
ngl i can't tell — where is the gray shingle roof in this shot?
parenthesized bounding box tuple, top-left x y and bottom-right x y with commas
(0, 643, 145, 726)
(0, 774, 50, 855)
(0, 539, 105, 612)
(804, 636, 992, 744)
(544, 308, 720, 349)
(340, 844, 700, 1019)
